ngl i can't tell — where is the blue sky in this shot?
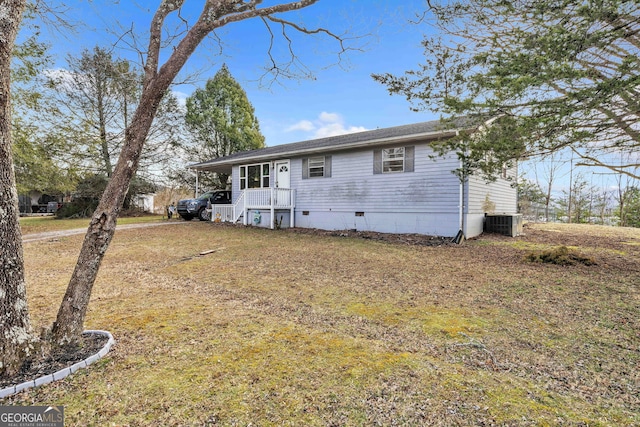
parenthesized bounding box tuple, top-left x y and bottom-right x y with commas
(38, 0, 434, 146)
(28, 1, 633, 198)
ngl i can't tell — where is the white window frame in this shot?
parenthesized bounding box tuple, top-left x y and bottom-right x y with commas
(382, 147, 405, 173)
(308, 156, 325, 178)
(240, 163, 270, 190)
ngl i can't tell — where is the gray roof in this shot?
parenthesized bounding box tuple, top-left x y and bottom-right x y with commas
(190, 117, 478, 172)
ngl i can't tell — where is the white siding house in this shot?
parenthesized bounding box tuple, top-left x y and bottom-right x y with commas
(190, 119, 518, 238)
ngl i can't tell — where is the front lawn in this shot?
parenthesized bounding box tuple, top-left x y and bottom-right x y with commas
(6, 222, 639, 426)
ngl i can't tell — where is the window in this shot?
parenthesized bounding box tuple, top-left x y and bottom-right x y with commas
(373, 146, 415, 174)
(382, 147, 405, 173)
(308, 156, 325, 177)
(239, 163, 270, 190)
(262, 163, 270, 187)
(302, 156, 332, 179)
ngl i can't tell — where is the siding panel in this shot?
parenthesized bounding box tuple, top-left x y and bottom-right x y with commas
(464, 166, 518, 238)
(466, 167, 518, 215)
(228, 141, 515, 237)
(289, 143, 462, 235)
(292, 144, 460, 215)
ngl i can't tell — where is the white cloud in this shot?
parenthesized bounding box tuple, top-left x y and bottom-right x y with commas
(314, 123, 367, 138)
(285, 120, 315, 132)
(172, 90, 189, 109)
(285, 112, 367, 139)
(318, 111, 341, 124)
(43, 68, 82, 90)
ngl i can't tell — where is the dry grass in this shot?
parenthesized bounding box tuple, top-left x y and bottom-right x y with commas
(4, 221, 639, 426)
(18, 215, 163, 235)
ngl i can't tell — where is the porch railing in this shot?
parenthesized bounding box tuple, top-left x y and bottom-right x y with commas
(211, 191, 244, 223)
(244, 188, 294, 209)
(210, 188, 295, 229)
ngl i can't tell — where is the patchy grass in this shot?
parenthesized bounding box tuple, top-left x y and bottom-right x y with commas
(5, 222, 640, 425)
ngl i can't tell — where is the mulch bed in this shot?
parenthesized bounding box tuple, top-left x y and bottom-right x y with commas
(0, 332, 109, 389)
(279, 226, 456, 246)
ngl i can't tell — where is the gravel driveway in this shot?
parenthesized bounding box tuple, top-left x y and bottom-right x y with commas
(22, 221, 186, 243)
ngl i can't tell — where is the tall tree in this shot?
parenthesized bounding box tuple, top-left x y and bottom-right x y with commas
(0, 0, 38, 376)
(46, 47, 184, 179)
(10, 3, 74, 211)
(517, 177, 545, 219)
(374, 0, 640, 181)
(617, 187, 640, 227)
(49, 0, 349, 346)
(557, 173, 593, 223)
(184, 64, 265, 188)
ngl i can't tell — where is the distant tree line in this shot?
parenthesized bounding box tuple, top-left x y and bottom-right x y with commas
(518, 172, 640, 227)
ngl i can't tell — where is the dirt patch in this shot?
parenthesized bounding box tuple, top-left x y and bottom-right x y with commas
(285, 226, 456, 246)
(0, 333, 109, 389)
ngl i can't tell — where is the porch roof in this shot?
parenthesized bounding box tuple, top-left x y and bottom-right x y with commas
(189, 117, 479, 173)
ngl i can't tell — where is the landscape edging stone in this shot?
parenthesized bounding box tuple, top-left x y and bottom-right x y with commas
(0, 330, 115, 399)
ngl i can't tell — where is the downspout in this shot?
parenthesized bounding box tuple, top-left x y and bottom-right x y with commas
(460, 169, 465, 237)
(457, 130, 466, 243)
(515, 159, 519, 214)
(457, 131, 463, 234)
(270, 162, 275, 229)
(195, 170, 199, 198)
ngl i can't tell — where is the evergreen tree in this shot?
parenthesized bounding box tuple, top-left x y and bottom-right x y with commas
(374, 0, 640, 181)
(517, 177, 545, 218)
(184, 64, 265, 188)
(617, 186, 640, 227)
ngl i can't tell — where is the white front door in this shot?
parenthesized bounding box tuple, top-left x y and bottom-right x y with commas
(275, 160, 290, 188)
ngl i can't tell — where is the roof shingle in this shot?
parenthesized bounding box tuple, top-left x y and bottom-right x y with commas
(190, 117, 477, 170)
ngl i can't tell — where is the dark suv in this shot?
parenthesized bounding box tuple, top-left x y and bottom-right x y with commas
(176, 190, 231, 221)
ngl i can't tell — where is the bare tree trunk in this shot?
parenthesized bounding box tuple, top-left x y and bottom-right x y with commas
(0, 0, 38, 376)
(51, 0, 324, 346)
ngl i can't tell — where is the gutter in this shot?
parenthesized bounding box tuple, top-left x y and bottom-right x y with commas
(189, 127, 472, 171)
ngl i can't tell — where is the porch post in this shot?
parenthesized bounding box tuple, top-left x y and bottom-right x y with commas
(270, 187, 275, 229)
(290, 189, 295, 228)
(243, 190, 248, 226)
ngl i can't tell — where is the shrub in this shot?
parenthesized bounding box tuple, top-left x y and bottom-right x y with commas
(526, 246, 596, 266)
(55, 198, 98, 219)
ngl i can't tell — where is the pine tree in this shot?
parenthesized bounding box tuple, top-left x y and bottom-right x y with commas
(184, 64, 265, 188)
(374, 0, 640, 181)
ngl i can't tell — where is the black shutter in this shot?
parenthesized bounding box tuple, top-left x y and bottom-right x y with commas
(325, 155, 332, 178)
(373, 149, 382, 174)
(302, 158, 308, 179)
(405, 146, 415, 172)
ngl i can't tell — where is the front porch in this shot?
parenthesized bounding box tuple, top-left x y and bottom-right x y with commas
(209, 188, 296, 229)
